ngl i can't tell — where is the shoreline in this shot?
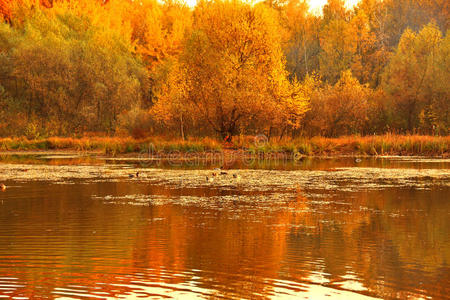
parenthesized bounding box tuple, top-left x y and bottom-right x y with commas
(0, 149, 448, 160)
(0, 135, 448, 158)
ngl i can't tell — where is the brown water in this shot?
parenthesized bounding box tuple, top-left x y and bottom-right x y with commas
(0, 155, 449, 299)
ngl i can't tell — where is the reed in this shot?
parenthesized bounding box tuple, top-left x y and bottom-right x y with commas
(0, 134, 447, 156)
(233, 134, 449, 156)
(0, 136, 222, 155)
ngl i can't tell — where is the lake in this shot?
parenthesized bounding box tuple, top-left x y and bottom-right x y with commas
(0, 154, 449, 299)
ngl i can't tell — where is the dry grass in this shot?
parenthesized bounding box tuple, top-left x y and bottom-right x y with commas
(0, 134, 448, 156)
(0, 136, 222, 155)
(239, 134, 449, 156)
(308, 134, 449, 156)
(324, 135, 447, 156)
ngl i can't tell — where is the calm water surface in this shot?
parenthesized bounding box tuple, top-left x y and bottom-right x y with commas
(0, 155, 449, 299)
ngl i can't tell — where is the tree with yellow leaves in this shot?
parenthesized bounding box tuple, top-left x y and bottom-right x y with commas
(109, 0, 191, 68)
(303, 70, 372, 137)
(382, 23, 448, 133)
(153, 0, 310, 139)
(283, 0, 321, 80)
(0, 0, 148, 135)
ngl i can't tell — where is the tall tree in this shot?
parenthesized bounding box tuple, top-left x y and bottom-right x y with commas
(153, 0, 310, 138)
(318, 0, 356, 84)
(382, 23, 448, 132)
(283, 0, 321, 80)
(0, 0, 148, 134)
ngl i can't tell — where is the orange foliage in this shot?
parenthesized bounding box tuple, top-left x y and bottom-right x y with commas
(0, 0, 11, 20)
(0, 0, 448, 137)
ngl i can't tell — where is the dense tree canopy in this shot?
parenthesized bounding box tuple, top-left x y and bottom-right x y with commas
(152, 0, 310, 138)
(0, 0, 448, 138)
(302, 70, 372, 136)
(382, 23, 449, 133)
(0, 0, 148, 135)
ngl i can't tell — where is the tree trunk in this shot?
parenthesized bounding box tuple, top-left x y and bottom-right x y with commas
(268, 126, 273, 141)
(407, 98, 416, 132)
(303, 40, 308, 75)
(180, 113, 185, 141)
(279, 126, 287, 142)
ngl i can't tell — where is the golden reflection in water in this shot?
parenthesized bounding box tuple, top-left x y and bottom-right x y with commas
(0, 180, 449, 299)
(2, 153, 450, 171)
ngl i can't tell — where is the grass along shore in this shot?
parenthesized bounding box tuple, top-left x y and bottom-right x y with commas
(0, 135, 448, 157)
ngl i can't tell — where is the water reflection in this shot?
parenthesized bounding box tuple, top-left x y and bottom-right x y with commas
(1, 152, 450, 170)
(0, 159, 449, 299)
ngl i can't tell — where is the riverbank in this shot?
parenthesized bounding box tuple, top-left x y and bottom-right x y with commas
(0, 135, 448, 157)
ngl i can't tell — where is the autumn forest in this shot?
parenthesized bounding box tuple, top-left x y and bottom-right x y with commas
(0, 0, 448, 140)
(0, 2, 449, 298)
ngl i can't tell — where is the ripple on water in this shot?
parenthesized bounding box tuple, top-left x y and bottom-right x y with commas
(0, 277, 25, 294)
(0, 158, 449, 299)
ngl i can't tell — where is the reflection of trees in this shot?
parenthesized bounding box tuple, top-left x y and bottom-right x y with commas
(0, 182, 153, 298)
(0, 182, 448, 299)
(0, 154, 103, 166)
(282, 188, 450, 299)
